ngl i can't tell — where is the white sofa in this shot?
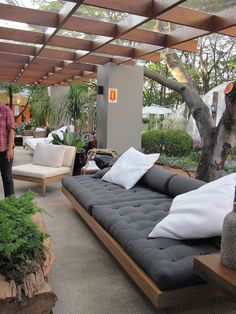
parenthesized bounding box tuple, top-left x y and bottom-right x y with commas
(24, 126, 67, 152)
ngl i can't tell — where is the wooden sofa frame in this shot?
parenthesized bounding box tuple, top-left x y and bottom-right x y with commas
(62, 186, 229, 312)
(13, 173, 72, 196)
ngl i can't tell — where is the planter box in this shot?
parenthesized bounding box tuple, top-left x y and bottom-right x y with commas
(23, 130, 34, 137)
(0, 214, 57, 314)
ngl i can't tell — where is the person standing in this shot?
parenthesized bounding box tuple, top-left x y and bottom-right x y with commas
(0, 103, 15, 197)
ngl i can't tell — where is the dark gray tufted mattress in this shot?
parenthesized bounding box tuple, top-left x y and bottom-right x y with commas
(62, 166, 219, 291)
(92, 199, 219, 291)
(62, 175, 170, 214)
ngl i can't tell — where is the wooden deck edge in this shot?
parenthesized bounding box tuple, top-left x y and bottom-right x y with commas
(62, 186, 227, 310)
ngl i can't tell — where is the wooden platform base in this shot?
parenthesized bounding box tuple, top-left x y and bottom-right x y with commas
(62, 186, 230, 311)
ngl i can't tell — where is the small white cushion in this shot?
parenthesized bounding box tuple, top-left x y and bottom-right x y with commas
(35, 127, 46, 132)
(46, 126, 67, 142)
(102, 147, 159, 190)
(149, 173, 236, 240)
(12, 164, 71, 178)
(62, 146, 76, 167)
(33, 143, 65, 168)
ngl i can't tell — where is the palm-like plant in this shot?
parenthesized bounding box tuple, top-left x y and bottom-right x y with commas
(57, 83, 89, 138)
(51, 131, 85, 152)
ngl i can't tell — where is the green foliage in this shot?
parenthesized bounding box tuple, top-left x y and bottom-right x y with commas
(143, 62, 181, 108)
(51, 131, 85, 152)
(142, 129, 192, 157)
(141, 129, 164, 154)
(163, 129, 193, 157)
(0, 191, 48, 284)
(157, 154, 197, 169)
(30, 86, 53, 127)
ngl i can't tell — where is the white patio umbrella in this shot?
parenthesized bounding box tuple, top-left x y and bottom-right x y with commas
(142, 104, 172, 116)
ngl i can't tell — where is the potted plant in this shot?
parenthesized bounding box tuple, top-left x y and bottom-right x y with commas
(0, 191, 57, 313)
(51, 131, 90, 175)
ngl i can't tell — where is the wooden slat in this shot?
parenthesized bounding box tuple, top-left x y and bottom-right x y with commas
(64, 16, 116, 37)
(219, 25, 236, 37)
(50, 36, 91, 50)
(167, 27, 209, 46)
(0, 42, 35, 56)
(0, 27, 44, 44)
(81, 0, 187, 18)
(0, 62, 23, 70)
(121, 28, 166, 46)
(0, 3, 57, 28)
(39, 49, 75, 61)
(0, 52, 29, 64)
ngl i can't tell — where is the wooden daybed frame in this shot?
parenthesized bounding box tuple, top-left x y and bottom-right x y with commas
(62, 186, 229, 312)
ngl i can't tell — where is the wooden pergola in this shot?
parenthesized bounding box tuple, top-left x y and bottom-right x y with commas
(0, 0, 235, 86)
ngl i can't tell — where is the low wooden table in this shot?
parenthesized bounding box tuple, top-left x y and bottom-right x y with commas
(194, 254, 236, 298)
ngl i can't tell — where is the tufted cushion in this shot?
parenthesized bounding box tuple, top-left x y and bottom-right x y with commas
(62, 175, 169, 214)
(168, 175, 205, 197)
(92, 201, 220, 290)
(141, 165, 176, 194)
(92, 167, 111, 179)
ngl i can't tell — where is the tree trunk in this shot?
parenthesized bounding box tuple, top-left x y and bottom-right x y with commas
(8, 85, 13, 110)
(144, 61, 236, 182)
(74, 119, 81, 138)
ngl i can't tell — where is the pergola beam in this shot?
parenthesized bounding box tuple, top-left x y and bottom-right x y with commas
(0, 0, 235, 85)
(14, 1, 85, 83)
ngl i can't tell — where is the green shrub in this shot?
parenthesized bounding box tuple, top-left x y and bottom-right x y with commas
(0, 191, 48, 284)
(229, 144, 236, 160)
(163, 129, 193, 157)
(141, 129, 164, 153)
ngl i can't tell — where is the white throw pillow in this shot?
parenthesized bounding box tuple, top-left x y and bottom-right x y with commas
(33, 143, 66, 168)
(149, 173, 236, 239)
(102, 147, 159, 190)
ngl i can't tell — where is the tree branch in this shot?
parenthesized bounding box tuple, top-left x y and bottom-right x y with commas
(144, 67, 184, 93)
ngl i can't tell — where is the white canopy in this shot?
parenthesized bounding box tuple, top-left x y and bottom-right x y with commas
(142, 105, 172, 116)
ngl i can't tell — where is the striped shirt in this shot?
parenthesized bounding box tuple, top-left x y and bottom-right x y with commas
(0, 103, 15, 152)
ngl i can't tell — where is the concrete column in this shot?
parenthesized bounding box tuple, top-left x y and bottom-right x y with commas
(48, 86, 69, 102)
(97, 63, 143, 154)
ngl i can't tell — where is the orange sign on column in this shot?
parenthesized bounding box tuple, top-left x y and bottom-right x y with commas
(108, 88, 118, 103)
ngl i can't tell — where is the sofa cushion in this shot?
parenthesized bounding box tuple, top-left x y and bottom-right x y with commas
(62, 175, 169, 214)
(149, 173, 236, 240)
(168, 175, 205, 197)
(13, 164, 71, 178)
(62, 146, 76, 168)
(33, 143, 65, 168)
(92, 167, 111, 179)
(92, 200, 219, 290)
(141, 165, 176, 194)
(102, 147, 159, 190)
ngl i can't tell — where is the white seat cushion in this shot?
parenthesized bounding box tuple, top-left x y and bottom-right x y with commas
(12, 164, 71, 179)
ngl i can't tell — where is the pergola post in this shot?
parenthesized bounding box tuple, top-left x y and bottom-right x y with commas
(96, 63, 143, 154)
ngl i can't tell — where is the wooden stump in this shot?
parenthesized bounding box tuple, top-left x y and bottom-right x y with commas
(0, 214, 57, 314)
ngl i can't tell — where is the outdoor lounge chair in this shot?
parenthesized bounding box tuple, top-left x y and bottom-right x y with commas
(13, 143, 76, 196)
